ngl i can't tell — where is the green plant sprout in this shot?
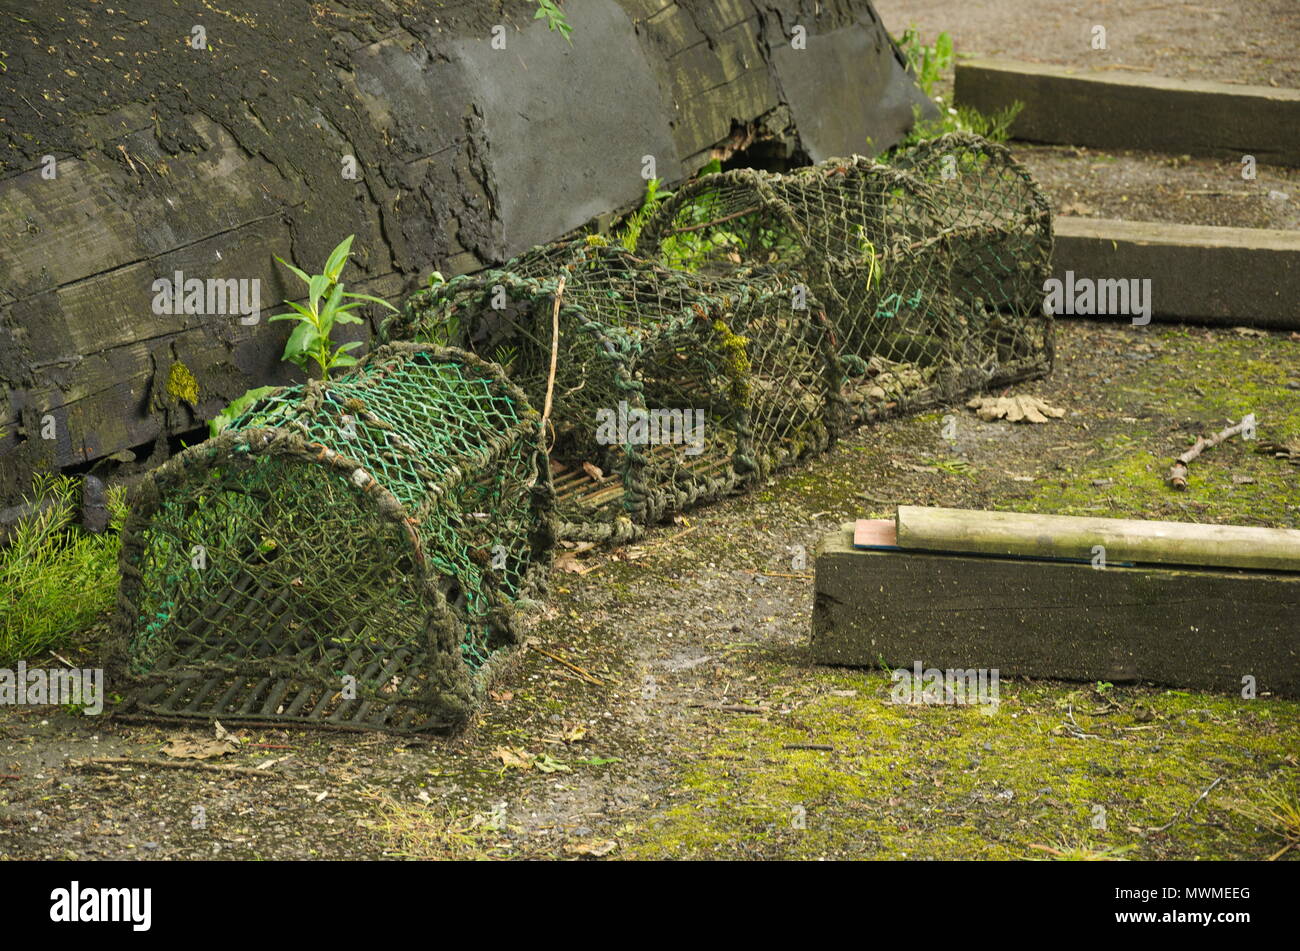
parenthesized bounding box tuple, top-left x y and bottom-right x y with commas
(534, 0, 572, 43)
(895, 26, 952, 98)
(209, 235, 398, 436)
(617, 175, 669, 252)
(269, 234, 398, 381)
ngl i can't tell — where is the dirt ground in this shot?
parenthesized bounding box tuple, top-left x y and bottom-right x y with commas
(877, 0, 1300, 232)
(1, 317, 1297, 860)
(874, 0, 1300, 88)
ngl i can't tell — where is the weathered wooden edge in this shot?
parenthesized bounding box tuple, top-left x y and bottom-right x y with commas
(812, 524, 1300, 697)
(1051, 217, 1300, 329)
(955, 57, 1300, 167)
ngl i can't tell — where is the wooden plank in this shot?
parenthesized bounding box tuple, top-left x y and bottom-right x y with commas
(955, 58, 1300, 167)
(852, 518, 896, 548)
(895, 506, 1300, 573)
(812, 524, 1300, 697)
(1052, 217, 1300, 330)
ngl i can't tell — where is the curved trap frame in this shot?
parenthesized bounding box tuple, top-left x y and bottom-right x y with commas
(636, 133, 1054, 423)
(109, 344, 555, 733)
(388, 242, 846, 542)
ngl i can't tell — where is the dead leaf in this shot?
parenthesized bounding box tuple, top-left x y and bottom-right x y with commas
(493, 747, 535, 770)
(564, 839, 618, 857)
(554, 553, 595, 575)
(489, 690, 515, 703)
(1257, 441, 1300, 464)
(561, 723, 588, 743)
(966, 395, 1066, 424)
(534, 753, 570, 773)
(581, 462, 605, 482)
(161, 734, 239, 760)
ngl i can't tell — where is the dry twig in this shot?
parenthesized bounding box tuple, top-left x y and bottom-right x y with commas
(1169, 420, 1252, 490)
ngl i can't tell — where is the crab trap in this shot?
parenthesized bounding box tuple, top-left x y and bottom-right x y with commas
(387, 241, 846, 542)
(636, 132, 1054, 424)
(108, 344, 555, 733)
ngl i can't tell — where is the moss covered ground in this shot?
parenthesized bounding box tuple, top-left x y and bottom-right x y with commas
(1, 319, 1296, 860)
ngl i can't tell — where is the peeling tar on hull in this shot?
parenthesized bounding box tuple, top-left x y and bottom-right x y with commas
(0, 0, 929, 504)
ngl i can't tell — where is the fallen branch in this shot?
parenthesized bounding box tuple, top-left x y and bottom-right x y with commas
(70, 757, 280, 779)
(1168, 419, 1252, 490)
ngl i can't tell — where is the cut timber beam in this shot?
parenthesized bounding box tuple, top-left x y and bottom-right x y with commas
(812, 523, 1300, 697)
(895, 506, 1300, 573)
(1052, 217, 1300, 330)
(955, 58, 1300, 167)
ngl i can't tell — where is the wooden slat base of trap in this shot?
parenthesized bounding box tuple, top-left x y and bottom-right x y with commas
(812, 523, 1300, 697)
(550, 442, 742, 516)
(117, 575, 455, 734)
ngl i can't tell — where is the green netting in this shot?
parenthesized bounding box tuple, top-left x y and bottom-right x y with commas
(385, 241, 847, 542)
(109, 344, 555, 732)
(104, 133, 1053, 734)
(635, 132, 1054, 423)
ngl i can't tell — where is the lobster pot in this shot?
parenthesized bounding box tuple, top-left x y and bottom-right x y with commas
(388, 241, 844, 542)
(109, 344, 555, 733)
(636, 133, 1054, 423)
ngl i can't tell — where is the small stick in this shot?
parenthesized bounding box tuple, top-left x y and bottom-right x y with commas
(645, 524, 696, 551)
(529, 644, 605, 686)
(706, 704, 770, 715)
(782, 744, 834, 751)
(1145, 776, 1224, 834)
(665, 205, 762, 236)
(0, 774, 20, 781)
(1169, 420, 1251, 490)
(70, 757, 279, 779)
(1027, 843, 1065, 856)
(576, 525, 698, 579)
(741, 570, 813, 580)
(540, 275, 566, 433)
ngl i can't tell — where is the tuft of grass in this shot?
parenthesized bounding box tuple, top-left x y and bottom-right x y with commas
(1225, 779, 1300, 860)
(365, 792, 511, 860)
(1028, 840, 1136, 861)
(887, 27, 1023, 151)
(0, 473, 126, 665)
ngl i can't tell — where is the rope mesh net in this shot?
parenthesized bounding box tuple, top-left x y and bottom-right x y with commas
(109, 344, 555, 732)
(635, 133, 1054, 423)
(386, 241, 845, 542)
